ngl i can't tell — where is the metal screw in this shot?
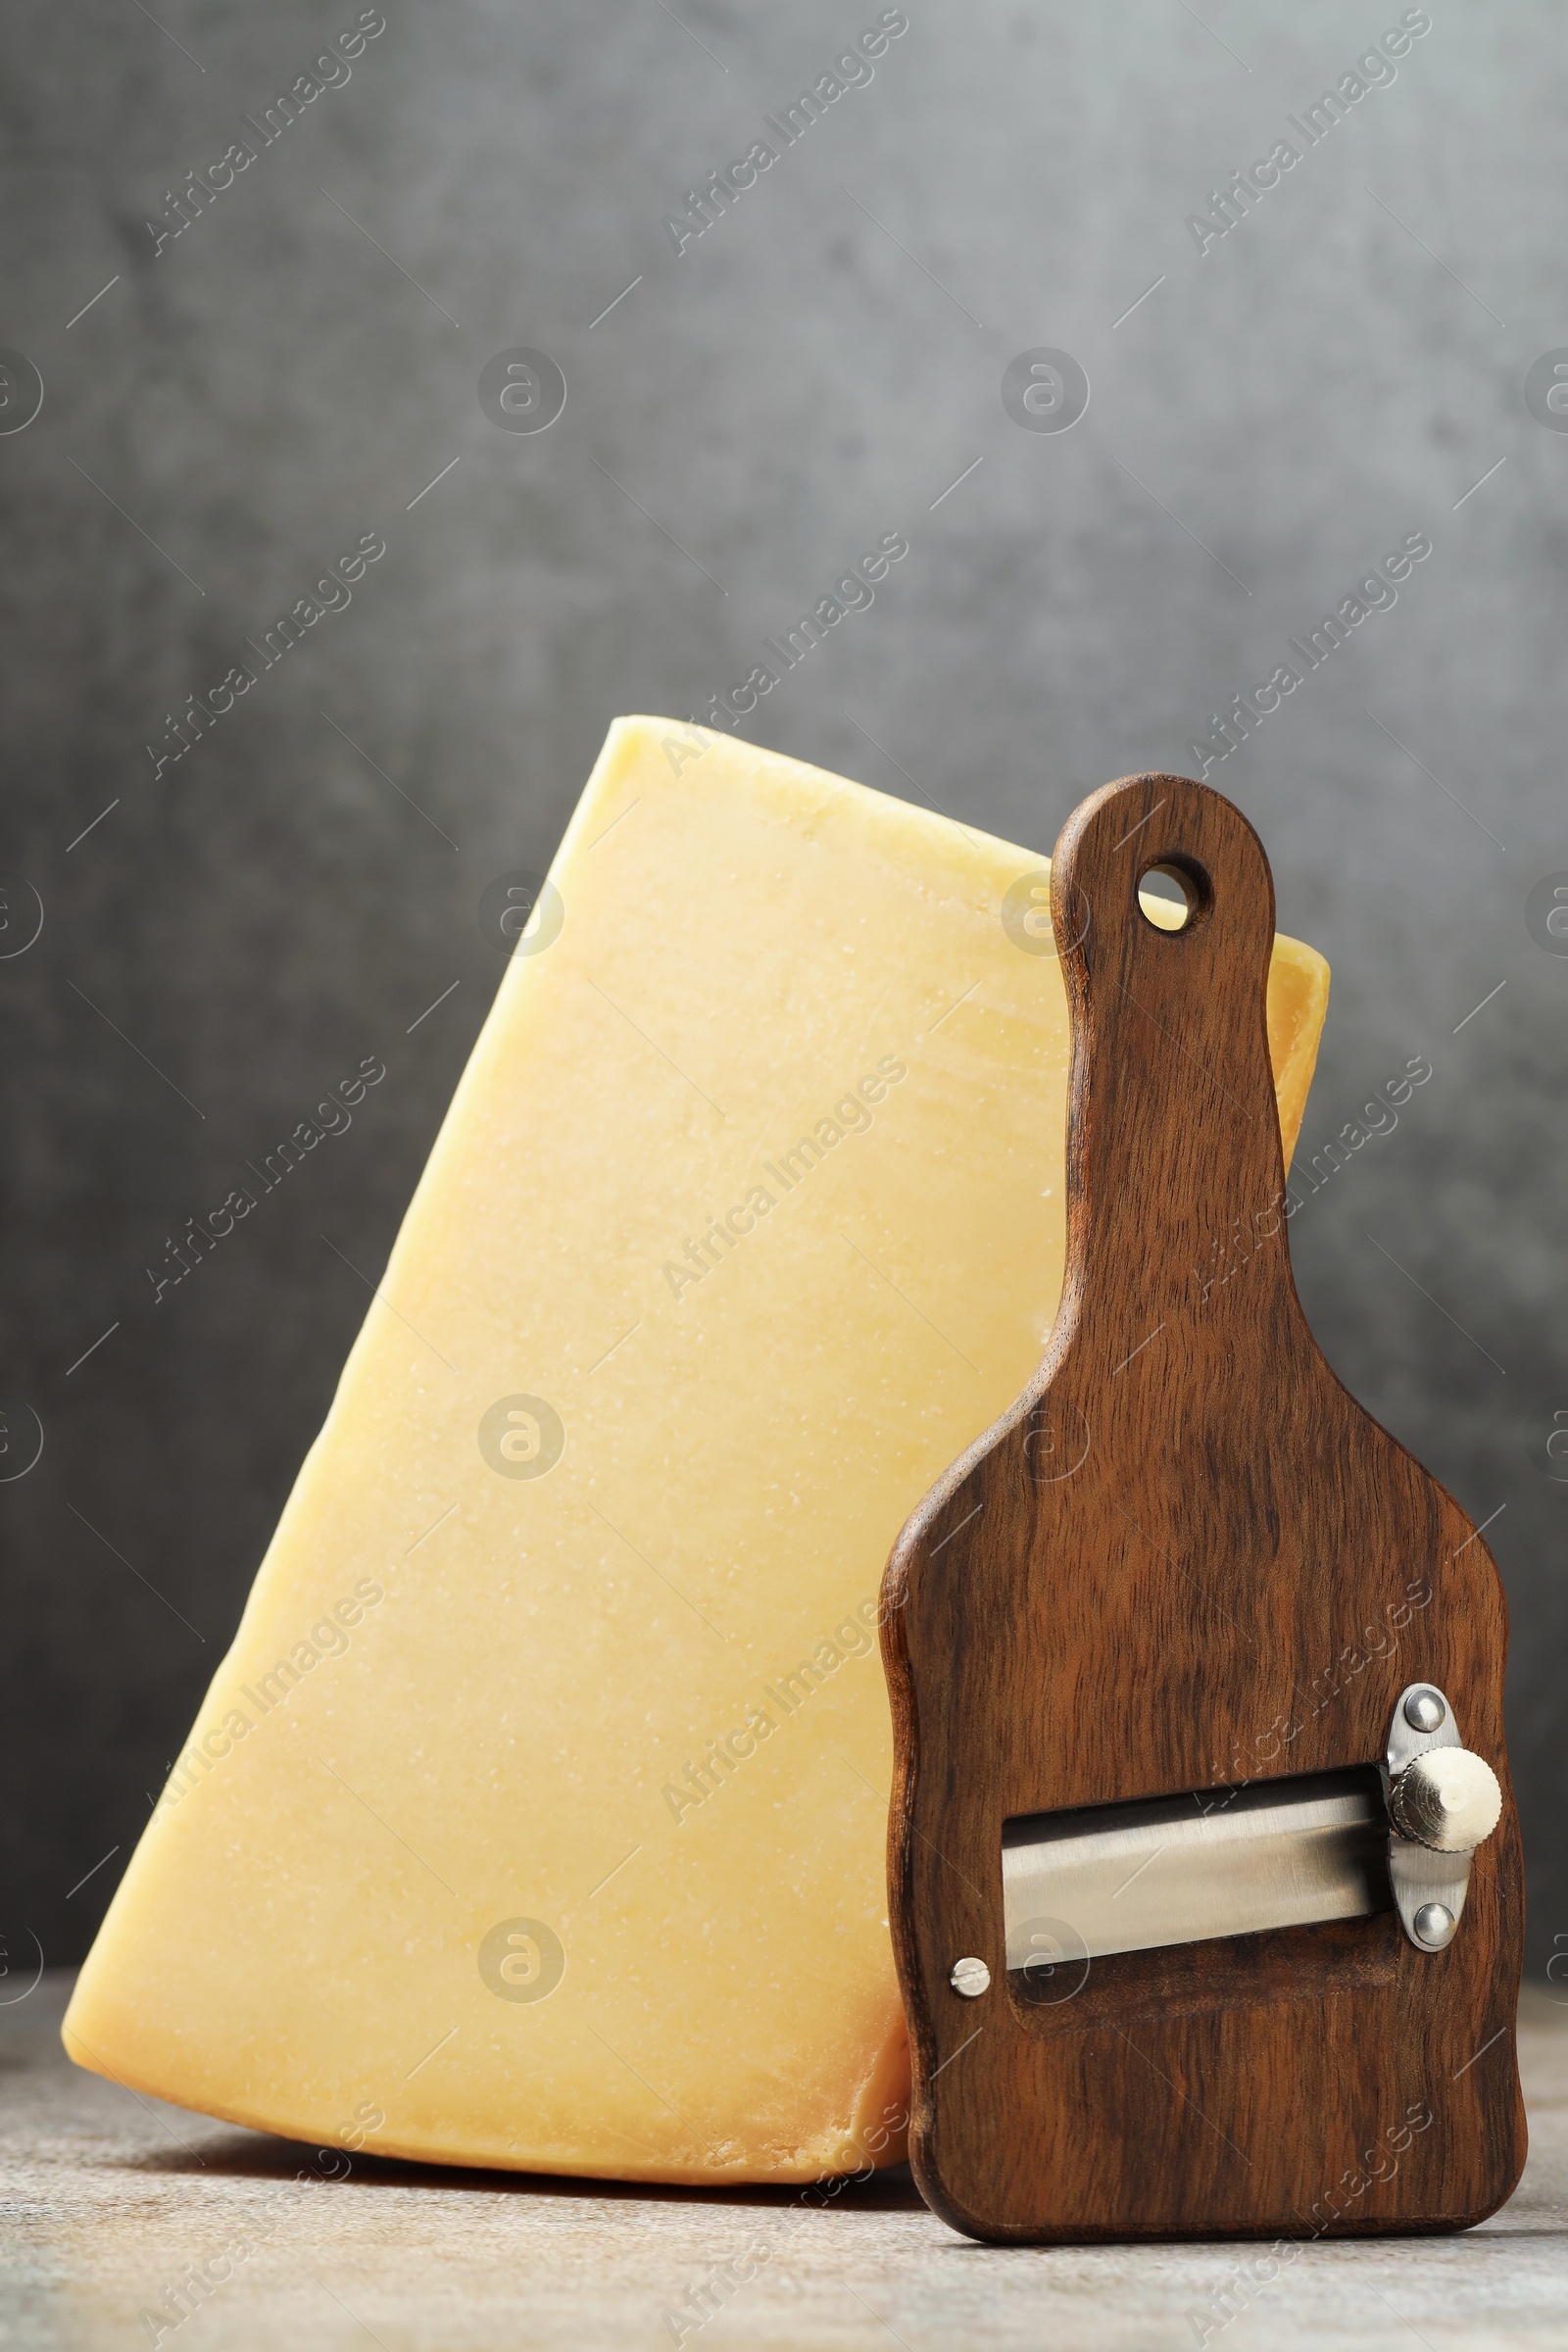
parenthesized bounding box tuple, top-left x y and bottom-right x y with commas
(1413, 1901, 1456, 1947)
(1404, 1688, 1446, 1734)
(951, 1956, 991, 1998)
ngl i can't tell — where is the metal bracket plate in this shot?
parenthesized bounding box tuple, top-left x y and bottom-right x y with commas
(1385, 1682, 1469, 1952)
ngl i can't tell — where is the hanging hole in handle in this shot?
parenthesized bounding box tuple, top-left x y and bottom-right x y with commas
(1138, 857, 1212, 935)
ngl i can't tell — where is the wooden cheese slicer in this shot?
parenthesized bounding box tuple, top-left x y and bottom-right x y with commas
(880, 771, 1525, 2244)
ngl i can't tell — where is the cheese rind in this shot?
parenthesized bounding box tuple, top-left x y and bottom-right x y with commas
(64, 721, 1328, 2181)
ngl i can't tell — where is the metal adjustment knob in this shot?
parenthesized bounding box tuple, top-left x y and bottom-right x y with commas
(1390, 1748, 1501, 1852)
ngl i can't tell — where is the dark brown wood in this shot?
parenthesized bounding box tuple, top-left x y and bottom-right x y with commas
(881, 772, 1525, 2244)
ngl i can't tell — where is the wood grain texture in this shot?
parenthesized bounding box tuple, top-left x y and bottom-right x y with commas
(881, 772, 1525, 2245)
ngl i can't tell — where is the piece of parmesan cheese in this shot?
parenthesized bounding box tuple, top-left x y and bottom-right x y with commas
(65, 720, 1328, 2181)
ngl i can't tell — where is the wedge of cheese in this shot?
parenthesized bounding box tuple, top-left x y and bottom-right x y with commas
(65, 722, 1328, 2182)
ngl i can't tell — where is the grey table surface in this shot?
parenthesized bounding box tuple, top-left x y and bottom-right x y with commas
(3, 1975, 1564, 2350)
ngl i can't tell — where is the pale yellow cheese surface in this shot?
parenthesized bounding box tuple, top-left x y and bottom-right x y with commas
(65, 720, 1329, 2181)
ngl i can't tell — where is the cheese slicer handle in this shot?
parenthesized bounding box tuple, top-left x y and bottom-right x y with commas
(1046, 773, 1297, 1373)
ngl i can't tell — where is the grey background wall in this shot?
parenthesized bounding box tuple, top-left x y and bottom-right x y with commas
(1, 0, 1562, 1975)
